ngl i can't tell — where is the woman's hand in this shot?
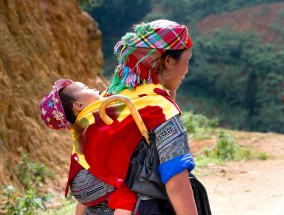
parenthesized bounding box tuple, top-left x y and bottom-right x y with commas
(165, 170, 198, 215)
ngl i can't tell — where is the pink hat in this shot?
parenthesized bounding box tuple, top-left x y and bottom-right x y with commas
(40, 79, 73, 129)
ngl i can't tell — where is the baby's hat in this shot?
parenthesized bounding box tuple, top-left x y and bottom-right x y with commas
(40, 79, 73, 129)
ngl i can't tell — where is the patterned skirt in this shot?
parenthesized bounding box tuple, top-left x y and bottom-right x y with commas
(85, 201, 114, 215)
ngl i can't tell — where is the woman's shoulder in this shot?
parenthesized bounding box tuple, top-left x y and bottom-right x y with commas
(154, 114, 183, 132)
(153, 114, 186, 143)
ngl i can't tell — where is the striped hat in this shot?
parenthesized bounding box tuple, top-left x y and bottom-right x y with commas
(107, 19, 192, 94)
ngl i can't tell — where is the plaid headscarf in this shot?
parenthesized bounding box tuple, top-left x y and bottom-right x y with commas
(40, 79, 73, 129)
(107, 19, 192, 95)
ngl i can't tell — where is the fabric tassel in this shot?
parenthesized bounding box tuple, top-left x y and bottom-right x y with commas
(134, 22, 150, 34)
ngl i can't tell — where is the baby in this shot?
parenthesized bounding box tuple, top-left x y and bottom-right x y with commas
(40, 79, 136, 215)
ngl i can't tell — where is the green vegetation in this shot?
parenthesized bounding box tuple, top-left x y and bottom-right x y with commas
(83, 0, 151, 36)
(15, 154, 52, 191)
(180, 29, 284, 133)
(0, 155, 79, 215)
(182, 111, 219, 139)
(1, 186, 50, 215)
(1, 155, 52, 214)
(181, 112, 269, 167)
(77, 0, 151, 75)
(194, 130, 269, 168)
(159, 0, 284, 25)
(195, 130, 269, 167)
(41, 196, 77, 215)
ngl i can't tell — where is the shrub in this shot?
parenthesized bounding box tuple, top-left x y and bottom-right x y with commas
(181, 111, 219, 139)
(1, 155, 51, 214)
(215, 130, 239, 160)
(15, 154, 52, 191)
(1, 186, 50, 215)
(195, 130, 269, 167)
(182, 111, 219, 132)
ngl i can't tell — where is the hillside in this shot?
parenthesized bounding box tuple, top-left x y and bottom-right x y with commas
(0, 0, 107, 189)
(196, 2, 284, 43)
(176, 2, 284, 133)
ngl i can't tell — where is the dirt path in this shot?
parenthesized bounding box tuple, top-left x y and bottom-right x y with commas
(191, 132, 284, 215)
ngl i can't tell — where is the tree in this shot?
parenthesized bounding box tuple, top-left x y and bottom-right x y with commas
(180, 29, 284, 133)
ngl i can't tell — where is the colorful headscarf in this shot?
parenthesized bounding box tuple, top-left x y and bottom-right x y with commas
(107, 19, 192, 95)
(40, 79, 73, 129)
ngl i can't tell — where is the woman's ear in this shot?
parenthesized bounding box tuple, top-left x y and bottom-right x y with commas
(73, 101, 85, 112)
(164, 55, 176, 70)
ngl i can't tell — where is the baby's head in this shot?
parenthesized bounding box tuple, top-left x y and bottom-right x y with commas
(40, 79, 102, 129)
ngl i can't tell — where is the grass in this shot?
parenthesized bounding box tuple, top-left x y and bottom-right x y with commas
(180, 111, 270, 168)
(42, 198, 77, 215)
(181, 111, 219, 140)
(193, 130, 269, 169)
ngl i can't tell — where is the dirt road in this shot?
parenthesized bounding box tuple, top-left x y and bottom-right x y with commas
(192, 132, 284, 215)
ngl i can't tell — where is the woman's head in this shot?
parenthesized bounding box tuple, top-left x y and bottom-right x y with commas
(40, 79, 101, 129)
(107, 19, 192, 94)
(157, 48, 192, 90)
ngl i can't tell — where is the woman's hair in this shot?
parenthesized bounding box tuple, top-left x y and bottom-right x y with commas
(58, 89, 76, 124)
(161, 49, 186, 61)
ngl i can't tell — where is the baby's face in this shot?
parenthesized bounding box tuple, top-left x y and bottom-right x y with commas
(64, 82, 102, 107)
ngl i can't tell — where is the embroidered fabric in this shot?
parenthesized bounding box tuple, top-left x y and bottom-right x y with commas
(154, 115, 191, 164)
(70, 169, 115, 205)
(85, 201, 114, 215)
(154, 115, 195, 184)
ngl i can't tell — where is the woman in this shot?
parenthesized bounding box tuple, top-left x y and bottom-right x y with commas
(103, 19, 197, 214)
(44, 19, 197, 215)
